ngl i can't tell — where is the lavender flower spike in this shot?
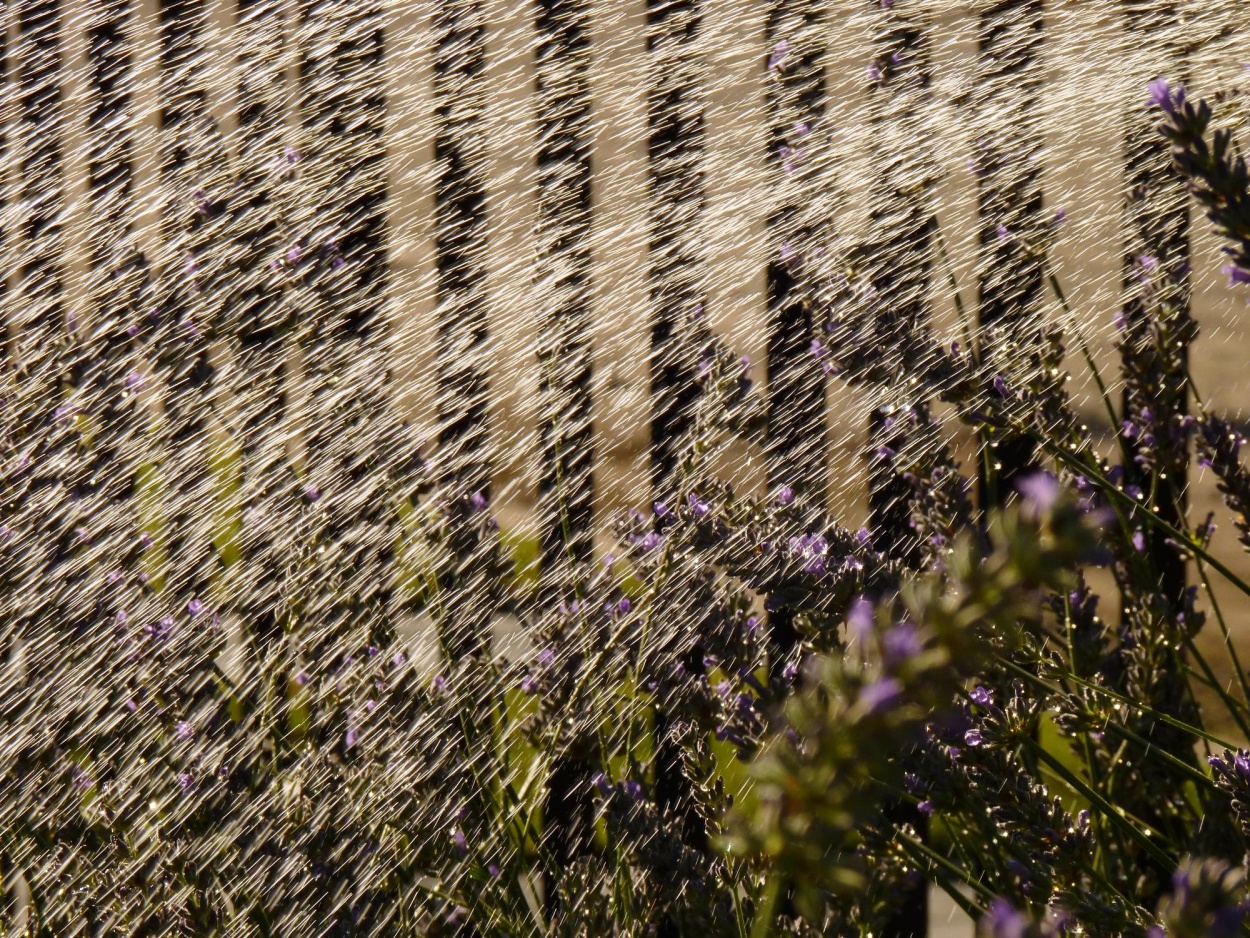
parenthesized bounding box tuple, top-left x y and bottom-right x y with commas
(1147, 77, 1185, 115)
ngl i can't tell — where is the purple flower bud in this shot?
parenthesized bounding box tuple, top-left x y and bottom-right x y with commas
(345, 727, 359, 748)
(593, 772, 613, 795)
(844, 599, 875, 641)
(860, 677, 902, 714)
(969, 685, 992, 706)
(1223, 264, 1250, 286)
(775, 485, 794, 507)
(983, 899, 1029, 938)
(882, 624, 922, 664)
(917, 799, 933, 816)
(1132, 530, 1146, 552)
(175, 720, 195, 741)
(617, 597, 631, 614)
(295, 671, 310, 686)
(487, 863, 501, 879)
(521, 675, 538, 694)
(470, 491, 489, 512)
(187, 598, 204, 616)
(284, 145, 301, 164)
(995, 224, 1011, 243)
(856, 526, 872, 546)
(452, 828, 468, 853)
(1017, 470, 1060, 513)
(1053, 206, 1067, 225)
(1147, 77, 1185, 115)
(178, 772, 194, 793)
(537, 647, 555, 669)
(992, 374, 1009, 397)
(687, 492, 710, 517)
(964, 728, 983, 747)
(621, 780, 643, 802)
(1137, 253, 1159, 272)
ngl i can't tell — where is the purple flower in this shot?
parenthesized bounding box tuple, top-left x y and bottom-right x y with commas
(917, 799, 933, 816)
(303, 484, 321, 502)
(860, 677, 902, 714)
(768, 39, 790, 71)
(983, 898, 1029, 938)
(847, 597, 874, 639)
(1147, 77, 1185, 115)
(1132, 530, 1146, 552)
(1053, 206, 1067, 225)
(284, 145, 301, 164)
(487, 863, 501, 879)
(470, 491, 489, 512)
(452, 828, 468, 854)
(855, 526, 872, 546)
(995, 224, 1011, 243)
(867, 63, 883, 82)
(621, 780, 644, 802)
(125, 371, 144, 390)
(537, 647, 555, 669)
(969, 685, 992, 706)
(882, 624, 922, 664)
(687, 492, 710, 517)
(775, 485, 795, 506)
(794, 120, 810, 137)
(287, 245, 302, 265)
(1223, 263, 1250, 286)
(187, 598, 204, 616)
(1017, 470, 1060, 513)
(1137, 253, 1160, 272)
(345, 727, 359, 748)
(177, 772, 194, 793)
(593, 772, 613, 795)
(175, 720, 195, 741)
(964, 728, 984, 747)
(992, 374, 1009, 397)
(639, 531, 663, 552)
(295, 671, 310, 686)
(521, 674, 538, 694)
(810, 338, 826, 358)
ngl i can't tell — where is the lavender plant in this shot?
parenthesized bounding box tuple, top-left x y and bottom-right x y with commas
(11, 12, 1250, 938)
